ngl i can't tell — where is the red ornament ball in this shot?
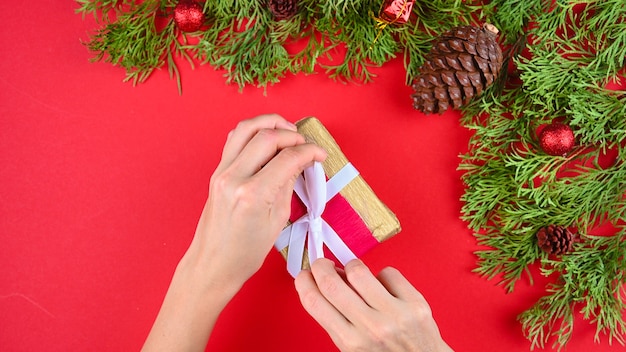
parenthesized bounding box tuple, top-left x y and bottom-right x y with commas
(174, 1, 204, 32)
(539, 122, 575, 156)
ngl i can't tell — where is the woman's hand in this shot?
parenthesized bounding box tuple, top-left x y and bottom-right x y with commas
(182, 113, 327, 290)
(143, 114, 326, 352)
(295, 258, 453, 352)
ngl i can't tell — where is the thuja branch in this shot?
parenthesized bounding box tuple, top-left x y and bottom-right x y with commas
(520, 229, 626, 349)
(78, 1, 186, 90)
(459, 0, 626, 349)
(77, 0, 489, 89)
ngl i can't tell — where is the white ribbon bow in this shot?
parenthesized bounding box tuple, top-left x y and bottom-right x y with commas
(274, 161, 359, 277)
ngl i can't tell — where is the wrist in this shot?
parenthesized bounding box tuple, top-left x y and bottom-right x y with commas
(142, 248, 243, 352)
(174, 248, 245, 303)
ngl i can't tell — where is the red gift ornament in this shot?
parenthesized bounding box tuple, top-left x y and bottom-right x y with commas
(378, 0, 415, 25)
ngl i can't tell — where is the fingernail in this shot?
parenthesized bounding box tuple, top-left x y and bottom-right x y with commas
(284, 121, 298, 131)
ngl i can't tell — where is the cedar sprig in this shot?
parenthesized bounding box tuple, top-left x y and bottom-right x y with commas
(520, 229, 626, 349)
(460, 0, 626, 349)
(481, 0, 544, 43)
(80, 1, 171, 84)
(76, 0, 482, 90)
(76, 0, 190, 93)
(76, 0, 134, 16)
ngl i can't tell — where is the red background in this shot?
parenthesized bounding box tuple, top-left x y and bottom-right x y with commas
(1, 2, 623, 351)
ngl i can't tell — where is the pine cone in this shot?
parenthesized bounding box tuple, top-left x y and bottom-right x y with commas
(268, 0, 298, 20)
(411, 24, 503, 114)
(536, 225, 574, 255)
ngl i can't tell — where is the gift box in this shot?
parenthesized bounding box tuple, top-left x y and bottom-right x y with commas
(274, 117, 401, 276)
(379, 0, 415, 25)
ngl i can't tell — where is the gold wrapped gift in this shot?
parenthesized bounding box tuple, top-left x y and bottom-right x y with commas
(278, 117, 401, 270)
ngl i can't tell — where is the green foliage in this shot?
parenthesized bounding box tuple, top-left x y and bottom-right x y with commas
(77, 0, 626, 349)
(518, 230, 626, 348)
(76, 0, 479, 90)
(77, 0, 187, 92)
(459, 0, 626, 349)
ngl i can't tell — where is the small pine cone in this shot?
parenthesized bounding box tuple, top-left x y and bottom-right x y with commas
(411, 24, 503, 114)
(268, 0, 298, 20)
(536, 225, 574, 255)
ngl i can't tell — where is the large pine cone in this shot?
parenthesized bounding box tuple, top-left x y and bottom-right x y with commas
(411, 24, 503, 114)
(268, 0, 298, 20)
(536, 225, 574, 255)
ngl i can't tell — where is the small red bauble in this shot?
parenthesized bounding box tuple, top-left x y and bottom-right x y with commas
(174, 0, 204, 32)
(539, 122, 575, 156)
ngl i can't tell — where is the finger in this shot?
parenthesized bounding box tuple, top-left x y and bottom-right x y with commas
(377, 266, 428, 304)
(262, 144, 326, 227)
(256, 143, 326, 195)
(268, 142, 326, 227)
(310, 258, 374, 324)
(219, 114, 297, 170)
(294, 269, 353, 342)
(271, 172, 299, 227)
(343, 259, 396, 310)
(333, 267, 358, 293)
(229, 128, 308, 176)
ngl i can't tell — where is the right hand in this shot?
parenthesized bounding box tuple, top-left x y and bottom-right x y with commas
(295, 258, 453, 352)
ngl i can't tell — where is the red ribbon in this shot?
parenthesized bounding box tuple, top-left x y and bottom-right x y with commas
(289, 189, 380, 263)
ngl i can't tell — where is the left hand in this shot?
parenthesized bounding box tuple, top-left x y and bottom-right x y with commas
(143, 114, 327, 352)
(181, 114, 327, 290)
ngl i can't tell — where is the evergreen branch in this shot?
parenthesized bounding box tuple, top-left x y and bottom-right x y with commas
(580, 0, 626, 78)
(473, 226, 540, 292)
(78, 0, 492, 89)
(398, 27, 432, 85)
(520, 229, 626, 349)
(518, 280, 576, 350)
(568, 89, 626, 146)
(483, 0, 547, 43)
(458, 1, 626, 348)
(80, 1, 177, 86)
(76, 0, 134, 18)
(317, 0, 401, 83)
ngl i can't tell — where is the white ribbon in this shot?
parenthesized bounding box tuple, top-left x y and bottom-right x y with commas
(274, 161, 359, 277)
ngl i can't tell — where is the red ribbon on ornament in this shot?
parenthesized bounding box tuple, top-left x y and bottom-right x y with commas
(370, 0, 415, 48)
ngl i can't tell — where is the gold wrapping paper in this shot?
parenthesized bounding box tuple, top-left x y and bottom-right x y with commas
(279, 117, 401, 268)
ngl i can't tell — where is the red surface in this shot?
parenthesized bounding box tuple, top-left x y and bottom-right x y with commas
(0, 2, 623, 352)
